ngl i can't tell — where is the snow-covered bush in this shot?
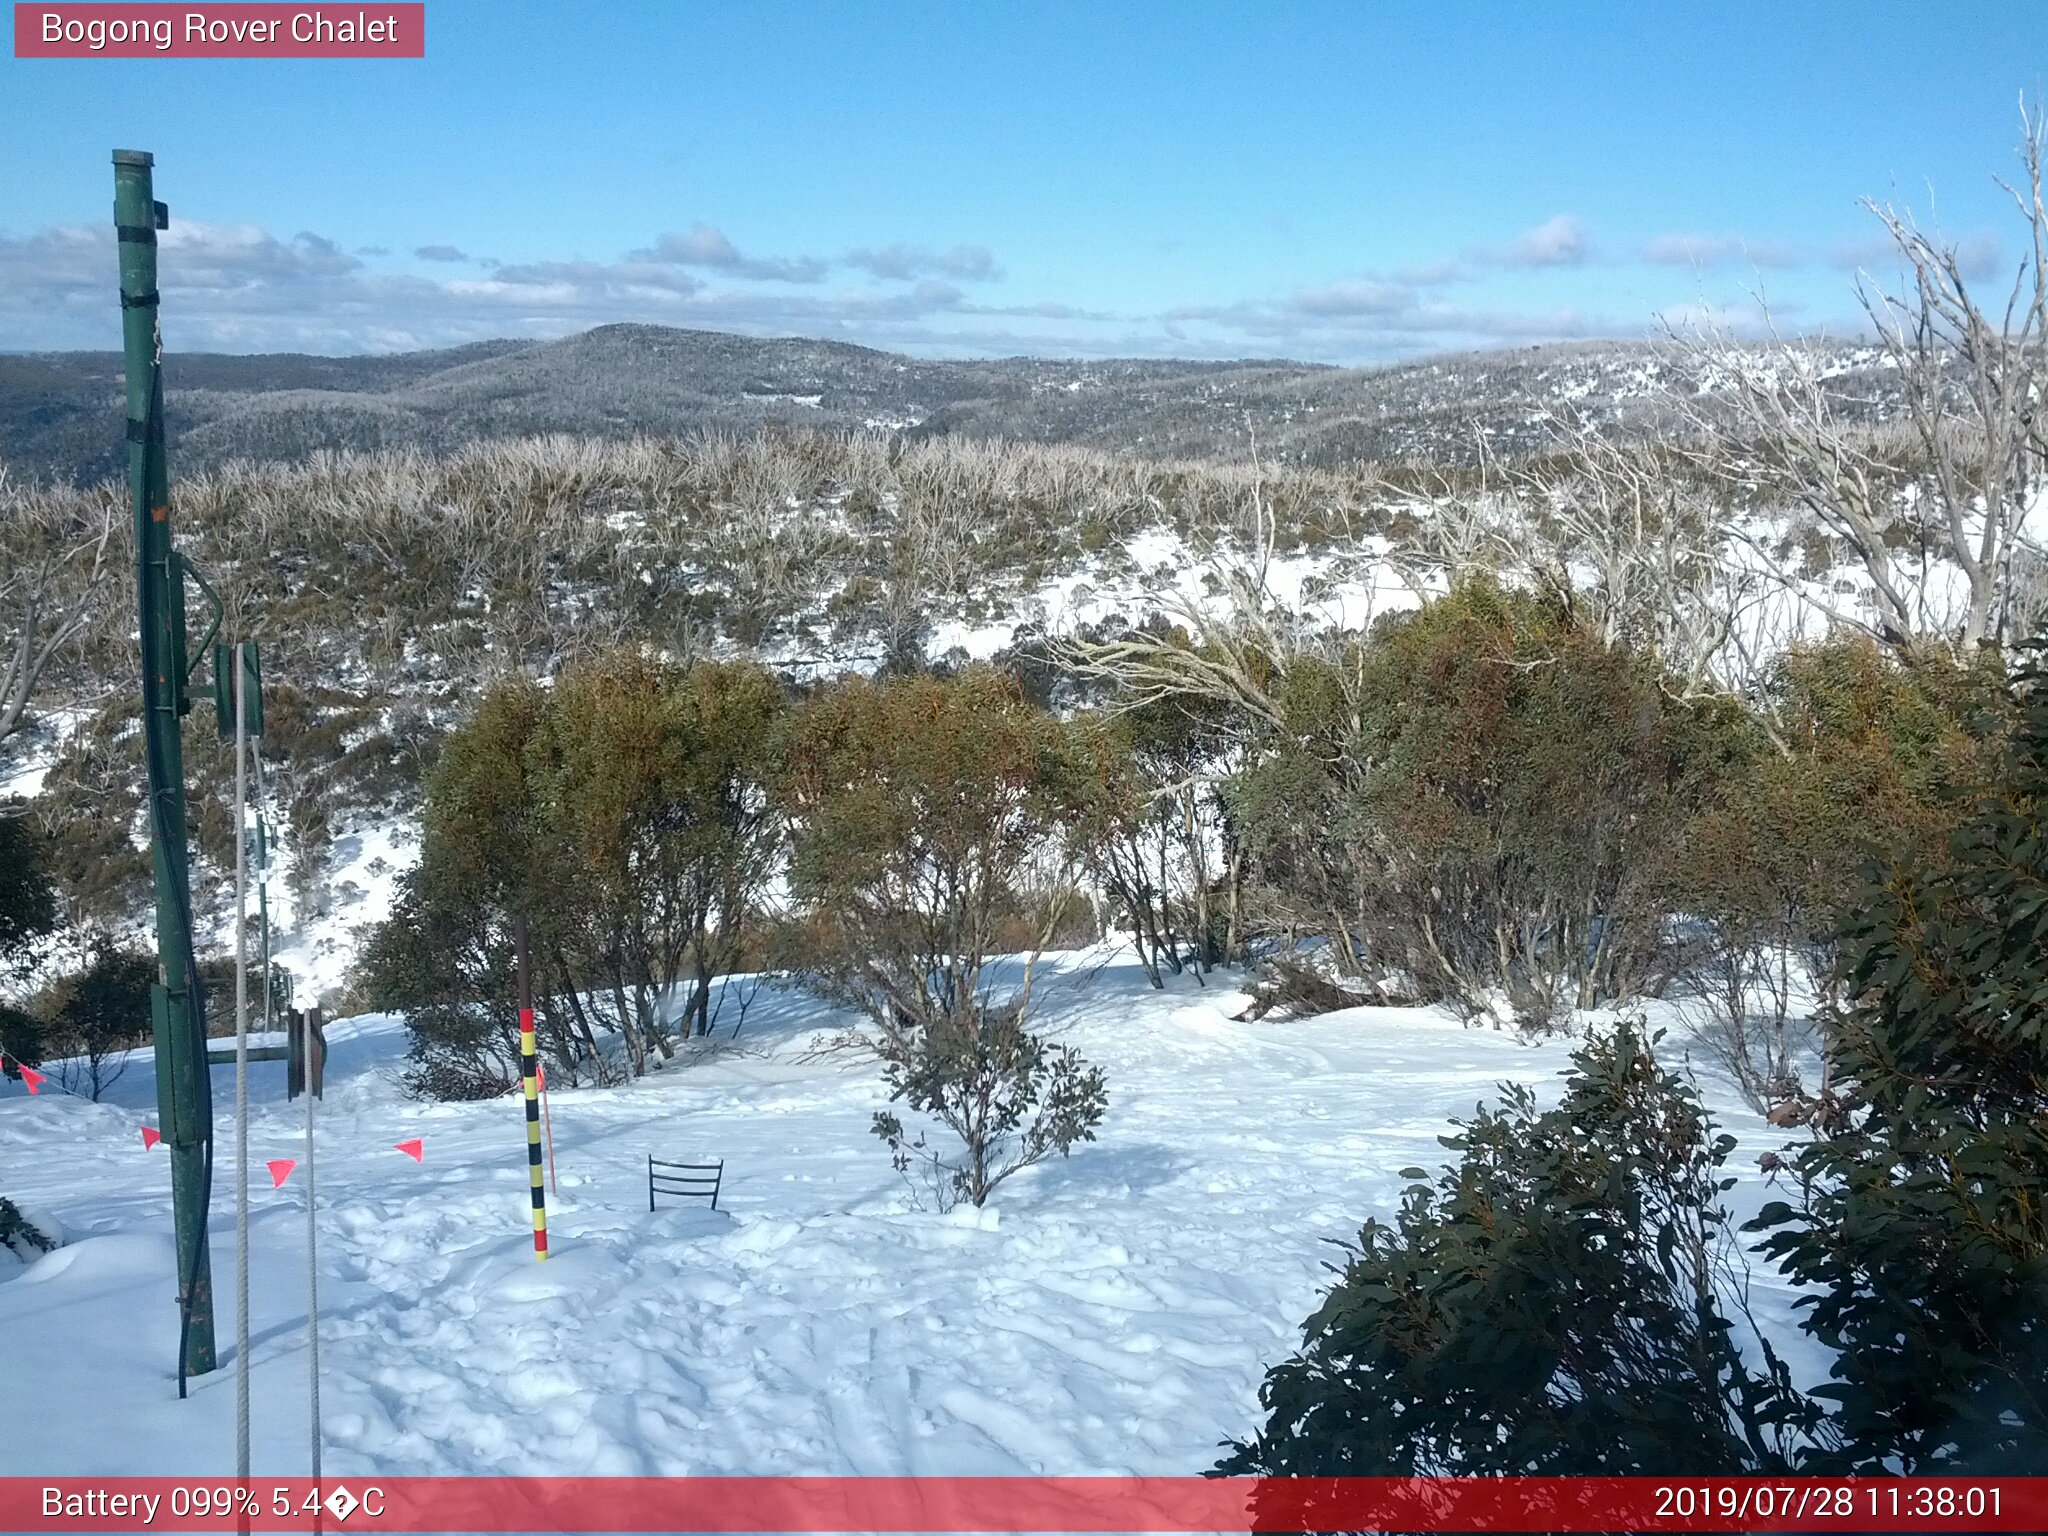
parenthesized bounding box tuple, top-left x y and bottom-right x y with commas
(0, 1196, 54, 1263)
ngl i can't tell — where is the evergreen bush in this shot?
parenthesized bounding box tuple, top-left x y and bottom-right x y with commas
(1749, 645, 2048, 1472)
(1220, 1024, 1813, 1478)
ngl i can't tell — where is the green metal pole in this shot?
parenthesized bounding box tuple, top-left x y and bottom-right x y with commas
(115, 148, 216, 1382)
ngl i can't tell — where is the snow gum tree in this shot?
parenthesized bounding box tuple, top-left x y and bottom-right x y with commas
(780, 667, 1107, 1207)
(367, 652, 786, 1097)
(532, 653, 786, 1058)
(1226, 579, 1717, 1026)
(1067, 690, 1238, 987)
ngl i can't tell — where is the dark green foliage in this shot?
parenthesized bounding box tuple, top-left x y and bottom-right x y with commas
(42, 944, 154, 1100)
(1228, 581, 1727, 1026)
(1748, 645, 2048, 1473)
(0, 1195, 54, 1261)
(370, 671, 620, 1096)
(0, 1003, 41, 1077)
(360, 852, 524, 1101)
(1678, 639, 2001, 968)
(873, 1000, 1108, 1210)
(371, 652, 788, 1098)
(1221, 1024, 1813, 1477)
(1673, 638, 2000, 1109)
(0, 802, 58, 979)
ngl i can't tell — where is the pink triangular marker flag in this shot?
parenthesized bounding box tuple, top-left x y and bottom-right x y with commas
(19, 1065, 45, 1095)
(394, 1138, 423, 1163)
(141, 1126, 163, 1150)
(266, 1159, 297, 1189)
(536, 1064, 546, 1090)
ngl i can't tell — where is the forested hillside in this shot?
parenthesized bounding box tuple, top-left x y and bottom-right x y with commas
(0, 324, 1916, 485)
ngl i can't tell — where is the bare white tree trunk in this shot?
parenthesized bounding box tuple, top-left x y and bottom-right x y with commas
(0, 472, 116, 753)
(1669, 101, 2048, 661)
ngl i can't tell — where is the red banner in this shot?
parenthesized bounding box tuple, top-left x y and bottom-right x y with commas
(2, 1476, 2043, 1532)
(13, 4, 424, 58)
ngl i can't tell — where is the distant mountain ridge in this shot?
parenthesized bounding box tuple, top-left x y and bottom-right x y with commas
(0, 322, 1881, 484)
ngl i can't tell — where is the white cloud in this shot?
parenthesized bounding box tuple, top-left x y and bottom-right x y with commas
(1829, 230, 2003, 281)
(1643, 232, 1802, 269)
(844, 244, 1002, 282)
(637, 225, 830, 283)
(1496, 214, 1588, 268)
(1290, 278, 1418, 317)
(0, 213, 1708, 363)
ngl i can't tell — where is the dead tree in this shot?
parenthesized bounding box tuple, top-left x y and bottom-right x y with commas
(1, 472, 117, 752)
(1670, 101, 2048, 660)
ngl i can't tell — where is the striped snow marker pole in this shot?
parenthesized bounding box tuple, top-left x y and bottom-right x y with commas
(515, 917, 547, 1260)
(521, 1007, 548, 1260)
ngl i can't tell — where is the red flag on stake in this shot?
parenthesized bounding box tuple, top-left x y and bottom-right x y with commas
(141, 1126, 162, 1150)
(19, 1065, 44, 1095)
(394, 1138, 424, 1162)
(267, 1159, 297, 1189)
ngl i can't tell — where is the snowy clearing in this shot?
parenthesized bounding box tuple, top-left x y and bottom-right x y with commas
(0, 951, 1809, 1477)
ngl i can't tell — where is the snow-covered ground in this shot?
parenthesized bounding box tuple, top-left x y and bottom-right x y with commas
(0, 950, 1812, 1478)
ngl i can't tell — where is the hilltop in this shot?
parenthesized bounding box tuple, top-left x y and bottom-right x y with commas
(0, 324, 1897, 484)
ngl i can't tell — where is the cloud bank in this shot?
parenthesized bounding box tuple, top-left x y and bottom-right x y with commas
(0, 207, 1926, 362)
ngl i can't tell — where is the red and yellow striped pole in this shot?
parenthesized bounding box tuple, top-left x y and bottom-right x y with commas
(515, 917, 548, 1261)
(520, 1009, 548, 1258)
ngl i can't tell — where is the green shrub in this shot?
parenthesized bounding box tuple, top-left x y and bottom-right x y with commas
(1221, 1024, 1813, 1479)
(872, 999, 1107, 1210)
(0, 802, 58, 979)
(39, 944, 154, 1100)
(1748, 643, 2048, 1473)
(0, 1196, 54, 1261)
(781, 667, 1108, 1204)
(1673, 637, 2003, 1108)
(369, 652, 787, 1097)
(1229, 580, 1730, 1025)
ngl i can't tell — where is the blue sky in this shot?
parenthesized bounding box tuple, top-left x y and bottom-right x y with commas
(3, 1, 2044, 360)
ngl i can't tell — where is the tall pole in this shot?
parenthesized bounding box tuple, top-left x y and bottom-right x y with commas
(304, 1004, 322, 1481)
(115, 148, 216, 1382)
(516, 917, 548, 1260)
(233, 648, 251, 1478)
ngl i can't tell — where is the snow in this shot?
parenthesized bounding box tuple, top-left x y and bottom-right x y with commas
(0, 950, 1813, 1478)
(0, 706, 94, 800)
(263, 816, 419, 1009)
